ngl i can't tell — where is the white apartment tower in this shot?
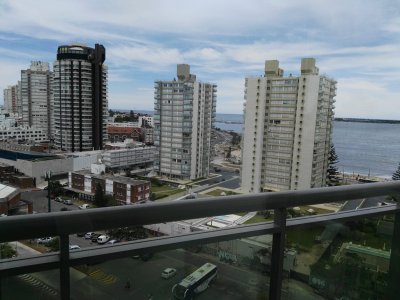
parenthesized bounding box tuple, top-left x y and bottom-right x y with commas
(52, 44, 108, 152)
(154, 64, 217, 180)
(241, 58, 336, 193)
(21, 61, 53, 137)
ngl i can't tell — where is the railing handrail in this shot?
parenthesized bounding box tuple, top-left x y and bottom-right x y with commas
(1, 181, 399, 242)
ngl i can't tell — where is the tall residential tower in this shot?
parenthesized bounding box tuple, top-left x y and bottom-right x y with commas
(21, 61, 53, 137)
(154, 64, 217, 180)
(52, 44, 108, 152)
(3, 85, 18, 115)
(241, 58, 336, 193)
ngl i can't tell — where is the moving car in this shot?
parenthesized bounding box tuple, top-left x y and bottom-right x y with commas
(69, 245, 80, 250)
(63, 199, 72, 205)
(161, 268, 177, 279)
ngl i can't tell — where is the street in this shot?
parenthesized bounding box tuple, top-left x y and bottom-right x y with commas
(3, 239, 327, 300)
(22, 190, 80, 214)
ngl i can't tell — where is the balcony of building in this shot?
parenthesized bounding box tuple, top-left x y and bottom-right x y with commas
(1, 181, 400, 300)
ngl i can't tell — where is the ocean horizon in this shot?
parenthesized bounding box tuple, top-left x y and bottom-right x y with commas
(111, 109, 400, 178)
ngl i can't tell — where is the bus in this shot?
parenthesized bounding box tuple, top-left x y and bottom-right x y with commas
(172, 263, 218, 300)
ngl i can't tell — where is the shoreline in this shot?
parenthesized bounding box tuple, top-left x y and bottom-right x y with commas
(340, 172, 390, 182)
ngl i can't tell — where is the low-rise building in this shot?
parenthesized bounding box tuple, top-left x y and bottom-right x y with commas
(0, 126, 47, 142)
(334, 242, 390, 273)
(107, 126, 142, 143)
(101, 145, 156, 174)
(138, 115, 154, 127)
(68, 170, 151, 205)
(108, 122, 154, 144)
(0, 183, 21, 215)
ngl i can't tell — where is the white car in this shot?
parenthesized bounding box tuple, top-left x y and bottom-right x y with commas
(97, 235, 110, 244)
(106, 239, 119, 245)
(161, 268, 177, 279)
(37, 237, 54, 244)
(79, 204, 90, 209)
(69, 245, 80, 250)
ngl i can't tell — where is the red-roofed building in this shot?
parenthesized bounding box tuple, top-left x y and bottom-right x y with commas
(107, 126, 143, 143)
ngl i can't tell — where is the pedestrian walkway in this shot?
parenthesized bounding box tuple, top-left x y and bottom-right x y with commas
(231, 212, 257, 225)
(88, 268, 119, 285)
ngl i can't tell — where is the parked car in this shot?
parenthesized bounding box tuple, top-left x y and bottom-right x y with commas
(69, 245, 80, 250)
(76, 232, 85, 237)
(161, 268, 177, 279)
(106, 239, 120, 245)
(79, 204, 90, 209)
(97, 235, 110, 244)
(63, 199, 72, 205)
(37, 237, 54, 244)
(55, 197, 62, 202)
(84, 232, 95, 239)
(91, 234, 101, 242)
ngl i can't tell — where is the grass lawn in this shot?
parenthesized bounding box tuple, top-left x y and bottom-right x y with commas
(152, 185, 183, 199)
(205, 189, 239, 197)
(244, 214, 272, 224)
(20, 240, 48, 253)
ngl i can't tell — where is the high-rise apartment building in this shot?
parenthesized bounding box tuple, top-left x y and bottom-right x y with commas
(3, 85, 18, 114)
(154, 64, 216, 180)
(21, 61, 52, 137)
(52, 44, 108, 152)
(241, 58, 336, 193)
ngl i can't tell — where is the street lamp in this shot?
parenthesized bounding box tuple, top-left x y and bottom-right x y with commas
(45, 171, 52, 213)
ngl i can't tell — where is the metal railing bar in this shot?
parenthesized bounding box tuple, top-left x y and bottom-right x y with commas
(1, 181, 399, 243)
(1, 222, 277, 275)
(0, 254, 59, 277)
(1, 205, 399, 281)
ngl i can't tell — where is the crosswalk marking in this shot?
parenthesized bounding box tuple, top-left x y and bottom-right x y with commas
(18, 274, 58, 296)
(88, 269, 118, 285)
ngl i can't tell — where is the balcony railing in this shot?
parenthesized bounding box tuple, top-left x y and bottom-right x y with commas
(1, 181, 400, 300)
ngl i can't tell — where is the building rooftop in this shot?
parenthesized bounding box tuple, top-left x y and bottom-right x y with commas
(0, 183, 18, 202)
(343, 242, 391, 260)
(73, 170, 149, 186)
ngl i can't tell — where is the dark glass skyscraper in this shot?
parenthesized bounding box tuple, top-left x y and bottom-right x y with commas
(52, 44, 108, 152)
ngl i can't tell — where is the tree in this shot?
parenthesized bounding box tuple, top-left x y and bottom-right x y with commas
(231, 132, 241, 145)
(47, 238, 60, 252)
(392, 163, 400, 180)
(94, 183, 107, 207)
(226, 147, 231, 159)
(105, 194, 117, 206)
(0, 243, 16, 258)
(49, 180, 63, 197)
(327, 144, 339, 186)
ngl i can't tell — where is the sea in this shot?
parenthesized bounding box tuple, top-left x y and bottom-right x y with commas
(118, 110, 400, 178)
(214, 114, 400, 179)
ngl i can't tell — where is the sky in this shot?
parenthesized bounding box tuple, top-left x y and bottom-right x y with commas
(0, 0, 399, 119)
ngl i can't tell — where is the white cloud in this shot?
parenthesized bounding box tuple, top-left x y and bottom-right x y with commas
(335, 78, 400, 119)
(109, 88, 154, 111)
(0, 0, 399, 119)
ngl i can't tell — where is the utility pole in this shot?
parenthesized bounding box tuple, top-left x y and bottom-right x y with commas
(45, 171, 52, 213)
